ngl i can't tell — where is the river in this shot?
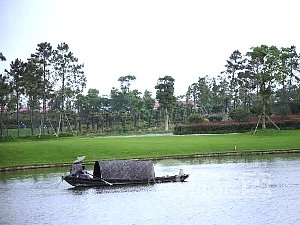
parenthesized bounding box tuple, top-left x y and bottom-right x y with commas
(0, 154, 299, 225)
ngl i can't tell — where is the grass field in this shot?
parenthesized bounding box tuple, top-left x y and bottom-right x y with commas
(0, 130, 300, 169)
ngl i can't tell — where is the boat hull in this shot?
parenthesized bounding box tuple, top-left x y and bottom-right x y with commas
(62, 174, 189, 187)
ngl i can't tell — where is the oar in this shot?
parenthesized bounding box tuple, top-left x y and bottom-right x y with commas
(86, 172, 113, 186)
(56, 179, 63, 188)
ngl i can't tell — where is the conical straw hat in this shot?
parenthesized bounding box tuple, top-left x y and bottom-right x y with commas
(73, 156, 86, 163)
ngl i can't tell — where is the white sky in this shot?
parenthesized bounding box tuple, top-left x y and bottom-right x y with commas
(1, 0, 300, 97)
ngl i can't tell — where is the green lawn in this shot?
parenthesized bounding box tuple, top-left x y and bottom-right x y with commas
(0, 130, 300, 168)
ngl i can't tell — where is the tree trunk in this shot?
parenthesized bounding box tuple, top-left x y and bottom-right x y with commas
(91, 116, 95, 131)
(0, 103, 3, 138)
(96, 117, 99, 132)
(78, 118, 82, 134)
(262, 99, 266, 129)
(30, 106, 34, 136)
(60, 71, 65, 133)
(16, 94, 20, 138)
(165, 108, 169, 131)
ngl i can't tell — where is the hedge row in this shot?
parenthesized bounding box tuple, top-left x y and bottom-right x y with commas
(173, 120, 300, 135)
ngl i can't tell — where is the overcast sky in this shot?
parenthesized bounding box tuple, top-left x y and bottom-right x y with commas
(1, 0, 300, 96)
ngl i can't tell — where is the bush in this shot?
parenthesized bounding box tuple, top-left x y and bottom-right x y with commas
(187, 114, 206, 124)
(229, 108, 251, 122)
(289, 100, 300, 114)
(173, 119, 300, 135)
(208, 115, 223, 122)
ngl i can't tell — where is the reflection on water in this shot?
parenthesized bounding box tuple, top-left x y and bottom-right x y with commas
(67, 183, 155, 196)
(0, 154, 300, 225)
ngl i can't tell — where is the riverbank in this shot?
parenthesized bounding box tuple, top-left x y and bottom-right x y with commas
(1, 130, 300, 171)
(1, 149, 300, 172)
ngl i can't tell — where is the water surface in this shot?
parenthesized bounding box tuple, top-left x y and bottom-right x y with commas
(0, 154, 299, 225)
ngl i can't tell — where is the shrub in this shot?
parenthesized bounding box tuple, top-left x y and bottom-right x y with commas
(289, 100, 300, 114)
(229, 108, 251, 122)
(187, 114, 206, 124)
(208, 115, 223, 122)
(173, 119, 300, 135)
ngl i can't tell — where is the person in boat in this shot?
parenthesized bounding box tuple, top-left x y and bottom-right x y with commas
(79, 165, 90, 179)
(93, 161, 102, 178)
(70, 162, 83, 176)
(70, 156, 90, 178)
(70, 163, 90, 178)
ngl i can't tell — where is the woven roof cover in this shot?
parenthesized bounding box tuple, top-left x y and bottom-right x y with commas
(100, 160, 155, 180)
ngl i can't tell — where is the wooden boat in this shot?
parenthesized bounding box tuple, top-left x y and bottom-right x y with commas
(62, 174, 189, 187)
(62, 158, 189, 188)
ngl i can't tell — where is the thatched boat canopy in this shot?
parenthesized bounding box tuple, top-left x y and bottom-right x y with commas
(94, 160, 155, 180)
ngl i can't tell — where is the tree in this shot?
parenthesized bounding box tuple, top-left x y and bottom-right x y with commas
(142, 90, 155, 128)
(216, 75, 231, 114)
(247, 45, 281, 129)
(52, 43, 86, 133)
(23, 59, 43, 135)
(186, 76, 212, 115)
(128, 89, 143, 130)
(197, 76, 211, 115)
(5, 58, 27, 137)
(222, 50, 246, 110)
(74, 93, 85, 134)
(113, 75, 137, 111)
(118, 75, 136, 93)
(155, 75, 176, 131)
(210, 78, 223, 114)
(31, 42, 53, 134)
(186, 83, 199, 113)
(0, 52, 9, 138)
(274, 46, 300, 114)
(142, 90, 155, 111)
(172, 95, 188, 124)
(0, 73, 10, 138)
(0, 52, 6, 61)
(236, 69, 255, 111)
(110, 75, 143, 132)
(84, 88, 101, 132)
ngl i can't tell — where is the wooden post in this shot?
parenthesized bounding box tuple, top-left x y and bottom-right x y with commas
(253, 114, 262, 134)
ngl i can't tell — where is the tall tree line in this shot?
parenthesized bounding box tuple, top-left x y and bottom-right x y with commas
(1, 44, 300, 137)
(185, 45, 300, 129)
(0, 42, 86, 137)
